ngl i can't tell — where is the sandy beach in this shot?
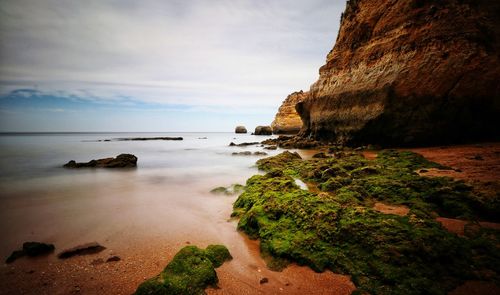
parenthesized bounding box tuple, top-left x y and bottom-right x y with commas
(1, 137, 498, 294)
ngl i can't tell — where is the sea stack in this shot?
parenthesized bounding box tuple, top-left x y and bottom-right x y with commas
(235, 126, 247, 134)
(271, 91, 308, 134)
(293, 0, 500, 146)
(254, 126, 272, 135)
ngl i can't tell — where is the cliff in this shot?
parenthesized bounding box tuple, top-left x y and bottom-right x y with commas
(271, 91, 308, 134)
(296, 0, 500, 146)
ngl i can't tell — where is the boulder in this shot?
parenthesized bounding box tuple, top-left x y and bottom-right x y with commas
(235, 126, 247, 133)
(254, 126, 272, 135)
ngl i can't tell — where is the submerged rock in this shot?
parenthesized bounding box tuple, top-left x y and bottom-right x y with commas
(210, 184, 245, 195)
(229, 142, 259, 147)
(115, 137, 183, 141)
(232, 151, 268, 156)
(5, 242, 55, 264)
(254, 126, 272, 135)
(58, 242, 106, 259)
(134, 245, 231, 295)
(235, 126, 247, 134)
(63, 154, 137, 168)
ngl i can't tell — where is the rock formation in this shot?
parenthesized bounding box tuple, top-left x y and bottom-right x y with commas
(295, 0, 500, 146)
(64, 154, 137, 168)
(271, 91, 308, 134)
(254, 126, 272, 135)
(235, 126, 247, 133)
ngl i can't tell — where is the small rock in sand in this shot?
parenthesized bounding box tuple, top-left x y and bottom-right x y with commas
(106, 256, 121, 262)
(260, 277, 269, 284)
(58, 242, 106, 259)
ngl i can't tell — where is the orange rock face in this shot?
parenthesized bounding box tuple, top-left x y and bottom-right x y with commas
(297, 0, 500, 146)
(271, 91, 308, 134)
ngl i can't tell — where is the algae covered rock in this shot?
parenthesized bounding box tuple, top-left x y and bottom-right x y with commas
(210, 184, 245, 196)
(233, 150, 500, 294)
(135, 245, 232, 295)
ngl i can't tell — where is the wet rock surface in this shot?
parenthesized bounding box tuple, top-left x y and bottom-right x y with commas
(63, 154, 137, 168)
(6, 242, 55, 263)
(58, 242, 106, 259)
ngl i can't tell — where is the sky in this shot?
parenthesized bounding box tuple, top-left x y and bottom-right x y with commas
(0, 0, 345, 132)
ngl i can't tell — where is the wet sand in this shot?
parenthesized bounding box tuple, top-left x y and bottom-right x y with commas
(0, 189, 355, 295)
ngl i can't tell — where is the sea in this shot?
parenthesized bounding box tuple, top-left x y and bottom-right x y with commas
(0, 132, 283, 258)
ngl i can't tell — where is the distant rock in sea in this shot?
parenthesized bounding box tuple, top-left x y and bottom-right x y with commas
(63, 154, 137, 168)
(235, 126, 247, 133)
(114, 137, 183, 141)
(254, 126, 272, 135)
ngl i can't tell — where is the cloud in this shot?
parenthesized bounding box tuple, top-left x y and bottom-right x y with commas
(0, 0, 345, 131)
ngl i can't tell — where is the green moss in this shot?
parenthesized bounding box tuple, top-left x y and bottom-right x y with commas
(210, 184, 245, 196)
(232, 150, 500, 294)
(134, 245, 232, 295)
(205, 245, 232, 267)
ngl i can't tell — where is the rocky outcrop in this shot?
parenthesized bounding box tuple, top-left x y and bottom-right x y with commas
(254, 126, 272, 135)
(235, 126, 247, 133)
(271, 91, 308, 134)
(297, 0, 500, 146)
(64, 154, 137, 168)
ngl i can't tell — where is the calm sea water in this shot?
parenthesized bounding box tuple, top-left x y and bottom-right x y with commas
(0, 132, 281, 258)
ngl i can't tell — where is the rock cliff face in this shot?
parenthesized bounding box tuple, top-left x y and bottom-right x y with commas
(271, 91, 308, 134)
(296, 0, 500, 146)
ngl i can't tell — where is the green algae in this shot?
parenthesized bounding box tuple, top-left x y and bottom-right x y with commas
(210, 184, 245, 196)
(134, 245, 232, 295)
(233, 150, 500, 294)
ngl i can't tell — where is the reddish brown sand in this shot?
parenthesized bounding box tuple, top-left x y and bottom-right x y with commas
(373, 202, 409, 216)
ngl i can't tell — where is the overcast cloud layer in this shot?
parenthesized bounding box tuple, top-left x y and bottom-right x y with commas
(0, 0, 345, 131)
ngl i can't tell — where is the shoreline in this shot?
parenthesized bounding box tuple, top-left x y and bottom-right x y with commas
(1, 142, 499, 294)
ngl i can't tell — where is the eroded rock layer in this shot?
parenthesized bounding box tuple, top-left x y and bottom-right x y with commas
(297, 0, 500, 146)
(271, 91, 308, 134)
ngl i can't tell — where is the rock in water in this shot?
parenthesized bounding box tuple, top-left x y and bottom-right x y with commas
(295, 0, 500, 146)
(64, 154, 137, 168)
(254, 126, 272, 135)
(235, 126, 247, 133)
(271, 91, 308, 134)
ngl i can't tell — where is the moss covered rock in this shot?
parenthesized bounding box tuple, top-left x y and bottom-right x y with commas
(233, 150, 500, 294)
(134, 245, 232, 295)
